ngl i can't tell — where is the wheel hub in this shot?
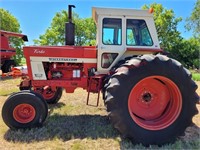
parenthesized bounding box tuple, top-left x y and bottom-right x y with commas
(13, 104, 36, 123)
(35, 87, 56, 100)
(128, 76, 182, 130)
(142, 92, 152, 103)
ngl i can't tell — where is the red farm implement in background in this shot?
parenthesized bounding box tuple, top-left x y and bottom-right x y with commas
(0, 30, 28, 73)
(1, 5, 199, 146)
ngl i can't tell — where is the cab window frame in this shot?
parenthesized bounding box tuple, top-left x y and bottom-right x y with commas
(126, 19, 153, 46)
(102, 18, 122, 46)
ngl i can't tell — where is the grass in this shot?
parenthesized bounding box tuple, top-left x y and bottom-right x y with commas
(190, 69, 200, 81)
(0, 78, 20, 96)
(0, 78, 199, 149)
(192, 73, 200, 81)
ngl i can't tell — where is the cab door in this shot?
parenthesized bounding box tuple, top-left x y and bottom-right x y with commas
(97, 16, 126, 74)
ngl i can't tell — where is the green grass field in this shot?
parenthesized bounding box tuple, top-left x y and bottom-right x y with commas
(190, 70, 200, 81)
(192, 73, 200, 81)
(0, 78, 199, 150)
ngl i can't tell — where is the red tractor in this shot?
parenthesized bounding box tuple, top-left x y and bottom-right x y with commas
(2, 5, 199, 145)
(0, 30, 28, 73)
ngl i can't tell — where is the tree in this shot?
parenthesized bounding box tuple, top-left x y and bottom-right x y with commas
(142, 3, 183, 53)
(34, 10, 96, 46)
(184, 0, 200, 69)
(186, 0, 200, 37)
(0, 8, 24, 65)
(174, 38, 199, 68)
(142, 3, 200, 69)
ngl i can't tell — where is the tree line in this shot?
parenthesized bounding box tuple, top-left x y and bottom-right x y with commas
(0, 1, 199, 69)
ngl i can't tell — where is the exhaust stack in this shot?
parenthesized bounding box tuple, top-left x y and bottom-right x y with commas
(65, 5, 75, 45)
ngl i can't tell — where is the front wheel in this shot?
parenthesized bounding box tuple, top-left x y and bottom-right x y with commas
(2, 92, 48, 129)
(34, 87, 63, 104)
(104, 54, 199, 145)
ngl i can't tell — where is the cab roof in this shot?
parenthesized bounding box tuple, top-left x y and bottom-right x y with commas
(92, 7, 153, 24)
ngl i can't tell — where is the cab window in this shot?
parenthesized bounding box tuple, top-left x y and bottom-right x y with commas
(101, 53, 118, 68)
(102, 18, 122, 45)
(126, 19, 153, 46)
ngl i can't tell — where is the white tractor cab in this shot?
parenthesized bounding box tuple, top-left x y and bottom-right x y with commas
(92, 7, 161, 74)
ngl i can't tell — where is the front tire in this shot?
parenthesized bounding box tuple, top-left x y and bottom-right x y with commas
(104, 54, 198, 145)
(2, 92, 48, 129)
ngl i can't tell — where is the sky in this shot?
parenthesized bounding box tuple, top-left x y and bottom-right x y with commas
(0, 0, 196, 45)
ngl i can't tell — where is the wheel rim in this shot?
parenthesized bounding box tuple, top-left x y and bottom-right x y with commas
(128, 76, 182, 130)
(42, 88, 56, 100)
(13, 104, 36, 123)
(35, 87, 56, 100)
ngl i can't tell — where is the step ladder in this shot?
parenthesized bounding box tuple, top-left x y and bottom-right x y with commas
(86, 75, 104, 107)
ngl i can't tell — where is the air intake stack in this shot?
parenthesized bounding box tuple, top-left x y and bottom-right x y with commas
(65, 5, 75, 45)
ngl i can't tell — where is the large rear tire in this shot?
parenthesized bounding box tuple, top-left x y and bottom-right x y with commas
(104, 54, 198, 145)
(2, 92, 48, 129)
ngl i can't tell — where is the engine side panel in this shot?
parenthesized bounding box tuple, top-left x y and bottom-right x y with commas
(23, 46, 97, 91)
